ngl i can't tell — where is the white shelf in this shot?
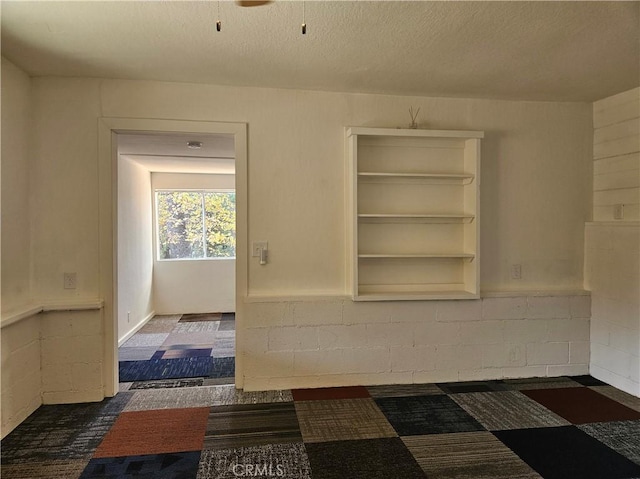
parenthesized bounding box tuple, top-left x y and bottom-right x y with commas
(347, 127, 482, 301)
(358, 172, 474, 184)
(359, 253, 475, 261)
(358, 214, 474, 224)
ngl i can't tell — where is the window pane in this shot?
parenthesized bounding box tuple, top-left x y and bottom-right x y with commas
(157, 191, 204, 259)
(204, 192, 236, 258)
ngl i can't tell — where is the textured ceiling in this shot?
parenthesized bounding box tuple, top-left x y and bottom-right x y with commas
(2, 1, 638, 102)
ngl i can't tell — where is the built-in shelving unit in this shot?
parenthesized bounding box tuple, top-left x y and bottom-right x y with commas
(346, 127, 483, 301)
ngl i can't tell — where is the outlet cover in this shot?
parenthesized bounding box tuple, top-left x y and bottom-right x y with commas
(511, 264, 522, 280)
(63, 272, 77, 289)
(252, 241, 268, 257)
(613, 204, 624, 220)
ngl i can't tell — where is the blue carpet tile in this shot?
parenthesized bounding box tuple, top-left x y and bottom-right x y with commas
(79, 451, 201, 479)
(119, 357, 214, 382)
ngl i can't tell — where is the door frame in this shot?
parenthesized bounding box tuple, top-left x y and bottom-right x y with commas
(98, 117, 248, 396)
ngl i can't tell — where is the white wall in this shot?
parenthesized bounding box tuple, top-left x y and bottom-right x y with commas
(21, 77, 593, 393)
(117, 156, 154, 343)
(587, 87, 640, 396)
(1, 57, 32, 312)
(1, 58, 42, 438)
(152, 173, 236, 314)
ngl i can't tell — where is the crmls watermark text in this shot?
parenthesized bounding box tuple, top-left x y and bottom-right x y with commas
(232, 463, 286, 477)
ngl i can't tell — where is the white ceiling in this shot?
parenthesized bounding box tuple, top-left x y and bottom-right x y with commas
(1, 1, 638, 102)
(118, 132, 235, 175)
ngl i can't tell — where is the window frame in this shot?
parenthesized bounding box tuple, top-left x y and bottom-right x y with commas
(154, 188, 236, 262)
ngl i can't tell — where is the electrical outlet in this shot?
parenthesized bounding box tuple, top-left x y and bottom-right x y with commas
(252, 241, 268, 257)
(127, 311, 131, 323)
(63, 272, 77, 289)
(613, 204, 624, 220)
(511, 264, 522, 280)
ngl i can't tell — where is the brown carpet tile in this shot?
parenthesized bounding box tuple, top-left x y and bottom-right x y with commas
(292, 386, 370, 401)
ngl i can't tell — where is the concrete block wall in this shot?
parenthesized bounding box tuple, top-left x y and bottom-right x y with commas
(40, 310, 105, 404)
(241, 293, 591, 391)
(1, 316, 42, 437)
(0, 308, 104, 438)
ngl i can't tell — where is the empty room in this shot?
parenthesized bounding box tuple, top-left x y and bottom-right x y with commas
(1, 1, 639, 478)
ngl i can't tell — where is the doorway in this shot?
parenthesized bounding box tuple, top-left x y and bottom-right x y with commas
(98, 118, 248, 397)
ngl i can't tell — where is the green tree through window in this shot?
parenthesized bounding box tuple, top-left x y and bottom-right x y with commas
(156, 190, 235, 260)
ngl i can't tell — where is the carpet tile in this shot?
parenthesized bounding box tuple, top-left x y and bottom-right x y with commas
(161, 332, 219, 347)
(180, 313, 222, 322)
(94, 407, 210, 458)
(572, 375, 608, 386)
(204, 403, 302, 449)
(218, 318, 235, 330)
(295, 398, 396, 443)
(0, 459, 91, 479)
(590, 385, 640, 412)
(579, 420, 640, 465)
(209, 357, 235, 378)
(221, 313, 235, 321)
(79, 451, 201, 479)
(375, 394, 485, 436)
(121, 333, 170, 348)
(197, 442, 311, 479)
(494, 426, 640, 479)
(130, 378, 205, 390)
(138, 317, 181, 334)
(437, 379, 508, 394)
(403, 431, 542, 479)
(305, 438, 427, 479)
(451, 390, 569, 430)
(153, 348, 213, 360)
(503, 376, 582, 390)
(118, 346, 159, 361)
(523, 387, 640, 424)
(1, 393, 133, 463)
(292, 385, 370, 401)
(367, 383, 444, 397)
(119, 357, 214, 382)
(172, 321, 221, 334)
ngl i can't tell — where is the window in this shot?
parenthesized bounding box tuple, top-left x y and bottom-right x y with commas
(156, 190, 235, 260)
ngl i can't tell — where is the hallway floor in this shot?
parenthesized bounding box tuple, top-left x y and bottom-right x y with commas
(2, 374, 640, 478)
(118, 313, 235, 387)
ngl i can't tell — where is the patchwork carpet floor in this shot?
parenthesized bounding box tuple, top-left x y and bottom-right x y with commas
(118, 313, 235, 385)
(2, 376, 640, 478)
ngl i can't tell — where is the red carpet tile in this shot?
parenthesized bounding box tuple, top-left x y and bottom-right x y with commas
(292, 386, 371, 401)
(522, 387, 640, 424)
(94, 407, 210, 458)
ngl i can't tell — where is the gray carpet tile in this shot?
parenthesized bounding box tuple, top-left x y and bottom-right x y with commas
(161, 332, 219, 347)
(204, 403, 302, 449)
(197, 442, 311, 479)
(118, 346, 158, 361)
(590, 386, 640, 412)
(367, 383, 444, 398)
(138, 318, 180, 334)
(123, 385, 292, 411)
(218, 319, 235, 331)
(504, 376, 583, 390)
(214, 330, 236, 339)
(451, 390, 569, 431)
(438, 380, 508, 394)
(1, 393, 133, 463)
(211, 347, 236, 359)
(121, 333, 169, 348)
(180, 313, 222, 322)
(402, 431, 542, 479)
(0, 459, 90, 479)
(131, 378, 205, 389)
(579, 420, 640, 465)
(118, 382, 133, 392)
(295, 398, 397, 443)
(172, 321, 221, 334)
(203, 377, 236, 386)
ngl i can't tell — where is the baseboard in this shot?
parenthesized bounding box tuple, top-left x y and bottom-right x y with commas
(118, 310, 155, 346)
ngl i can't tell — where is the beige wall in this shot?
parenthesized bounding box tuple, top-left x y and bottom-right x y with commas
(117, 156, 154, 343)
(31, 78, 592, 300)
(151, 172, 236, 315)
(1, 58, 32, 312)
(0, 58, 42, 438)
(587, 87, 640, 396)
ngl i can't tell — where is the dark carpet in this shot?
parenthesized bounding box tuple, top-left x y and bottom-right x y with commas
(118, 357, 214, 382)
